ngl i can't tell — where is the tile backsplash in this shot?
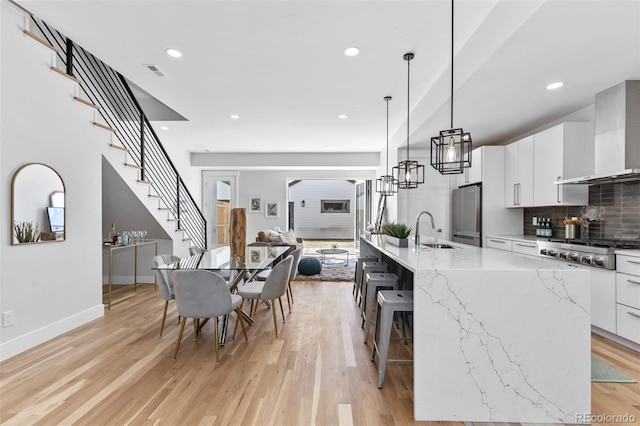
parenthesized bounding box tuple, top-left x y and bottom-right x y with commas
(524, 181, 640, 240)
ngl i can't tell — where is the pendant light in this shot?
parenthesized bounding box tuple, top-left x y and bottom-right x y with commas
(430, 0, 472, 175)
(376, 96, 398, 196)
(393, 52, 425, 189)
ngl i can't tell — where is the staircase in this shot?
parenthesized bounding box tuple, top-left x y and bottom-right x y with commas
(19, 11, 206, 255)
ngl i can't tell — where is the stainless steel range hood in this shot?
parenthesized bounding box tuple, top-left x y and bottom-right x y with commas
(556, 80, 640, 185)
(555, 168, 640, 185)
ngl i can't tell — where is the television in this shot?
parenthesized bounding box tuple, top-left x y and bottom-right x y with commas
(46, 207, 64, 232)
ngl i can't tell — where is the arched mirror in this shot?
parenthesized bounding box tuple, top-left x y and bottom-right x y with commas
(11, 163, 65, 244)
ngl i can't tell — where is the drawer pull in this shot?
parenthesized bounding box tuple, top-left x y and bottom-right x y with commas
(515, 243, 535, 248)
(627, 260, 640, 265)
(627, 311, 640, 319)
(627, 279, 640, 285)
(490, 239, 506, 244)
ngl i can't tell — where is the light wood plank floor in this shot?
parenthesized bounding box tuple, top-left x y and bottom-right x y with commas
(1, 281, 639, 425)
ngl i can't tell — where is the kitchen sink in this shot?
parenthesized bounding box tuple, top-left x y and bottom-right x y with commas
(421, 243, 456, 249)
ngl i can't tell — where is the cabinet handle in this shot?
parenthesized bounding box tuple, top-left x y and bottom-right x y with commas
(627, 279, 640, 285)
(515, 243, 536, 248)
(490, 239, 506, 244)
(513, 184, 517, 205)
(557, 176, 562, 203)
(518, 183, 521, 205)
(627, 260, 640, 265)
(627, 311, 640, 319)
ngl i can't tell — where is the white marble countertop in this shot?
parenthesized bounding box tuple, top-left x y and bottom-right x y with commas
(364, 234, 582, 273)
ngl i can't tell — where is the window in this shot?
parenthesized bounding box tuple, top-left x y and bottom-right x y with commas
(321, 200, 350, 213)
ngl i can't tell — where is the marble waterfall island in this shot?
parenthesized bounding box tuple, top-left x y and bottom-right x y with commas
(360, 236, 591, 423)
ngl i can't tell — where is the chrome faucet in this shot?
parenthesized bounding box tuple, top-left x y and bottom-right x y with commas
(415, 210, 435, 248)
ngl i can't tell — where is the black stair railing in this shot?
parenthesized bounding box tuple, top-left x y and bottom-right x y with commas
(31, 16, 207, 249)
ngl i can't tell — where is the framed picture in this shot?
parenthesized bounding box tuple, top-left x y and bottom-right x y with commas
(265, 201, 279, 218)
(250, 248, 263, 263)
(249, 196, 262, 213)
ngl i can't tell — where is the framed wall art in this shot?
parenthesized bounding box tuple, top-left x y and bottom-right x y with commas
(265, 201, 279, 218)
(249, 196, 262, 213)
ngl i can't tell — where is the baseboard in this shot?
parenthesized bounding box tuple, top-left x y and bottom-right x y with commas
(0, 304, 104, 362)
(591, 326, 640, 353)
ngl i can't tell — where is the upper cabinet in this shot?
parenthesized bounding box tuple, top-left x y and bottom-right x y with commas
(456, 147, 483, 186)
(504, 136, 534, 207)
(533, 123, 591, 206)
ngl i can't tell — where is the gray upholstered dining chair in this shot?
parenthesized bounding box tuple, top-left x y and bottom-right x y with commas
(237, 256, 293, 338)
(171, 270, 248, 362)
(152, 254, 181, 337)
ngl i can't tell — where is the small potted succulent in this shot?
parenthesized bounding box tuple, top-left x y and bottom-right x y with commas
(381, 221, 412, 248)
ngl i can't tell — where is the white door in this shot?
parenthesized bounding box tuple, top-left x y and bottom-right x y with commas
(202, 171, 238, 248)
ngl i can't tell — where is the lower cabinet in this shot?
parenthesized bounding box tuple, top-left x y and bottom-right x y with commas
(511, 240, 539, 257)
(486, 237, 512, 251)
(615, 255, 640, 344)
(591, 268, 617, 333)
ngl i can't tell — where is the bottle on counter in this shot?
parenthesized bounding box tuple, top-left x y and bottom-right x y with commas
(536, 218, 542, 237)
(548, 218, 553, 238)
(109, 223, 118, 244)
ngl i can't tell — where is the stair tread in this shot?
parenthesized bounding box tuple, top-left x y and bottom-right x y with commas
(137, 180, 153, 185)
(124, 162, 142, 169)
(93, 122, 115, 132)
(51, 67, 80, 84)
(109, 143, 128, 152)
(23, 30, 58, 52)
(73, 96, 98, 109)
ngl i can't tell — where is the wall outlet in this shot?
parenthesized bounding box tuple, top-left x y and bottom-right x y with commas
(3, 310, 15, 327)
(532, 216, 538, 225)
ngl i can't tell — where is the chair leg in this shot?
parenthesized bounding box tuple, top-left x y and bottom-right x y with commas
(278, 297, 286, 323)
(214, 317, 220, 363)
(160, 300, 169, 337)
(173, 317, 187, 360)
(288, 281, 294, 304)
(271, 300, 279, 338)
(236, 307, 248, 341)
(285, 286, 292, 313)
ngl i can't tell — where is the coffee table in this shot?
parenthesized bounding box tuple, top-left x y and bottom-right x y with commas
(316, 248, 349, 265)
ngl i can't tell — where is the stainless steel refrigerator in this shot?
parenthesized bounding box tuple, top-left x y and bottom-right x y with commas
(451, 184, 482, 247)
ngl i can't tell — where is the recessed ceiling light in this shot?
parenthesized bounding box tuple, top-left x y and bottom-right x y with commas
(338, 114, 348, 119)
(165, 48, 182, 58)
(344, 47, 360, 57)
(160, 126, 169, 130)
(230, 114, 240, 119)
(546, 81, 564, 90)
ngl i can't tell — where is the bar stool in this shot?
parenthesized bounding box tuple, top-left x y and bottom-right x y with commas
(354, 255, 378, 300)
(362, 272, 399, 344)
(371, 290, 413, 389)
(359, 262, 388, 310)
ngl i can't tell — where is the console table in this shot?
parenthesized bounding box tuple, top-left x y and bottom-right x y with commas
(103, 240, 158, 310)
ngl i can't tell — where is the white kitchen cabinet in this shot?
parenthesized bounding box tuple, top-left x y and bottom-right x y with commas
(533, 123, 591, 206)
(486, 237, 512, 251)
(511, 240, 539, 257)
(504, 136, 534, 207)
(591, 268, 617, 333)
(615, 255, 640, 344)
(456, 146, 483, 187)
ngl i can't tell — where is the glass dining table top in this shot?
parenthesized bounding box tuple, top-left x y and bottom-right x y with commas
(154, 245, 289, 271)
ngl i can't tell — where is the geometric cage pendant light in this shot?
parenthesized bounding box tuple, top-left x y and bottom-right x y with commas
(393, 52, 425, 189)
(376, 96, 398, 196)
(430, 0, 472, 175)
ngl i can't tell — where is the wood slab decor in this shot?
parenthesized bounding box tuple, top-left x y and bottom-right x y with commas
(230, 208, 246, 265)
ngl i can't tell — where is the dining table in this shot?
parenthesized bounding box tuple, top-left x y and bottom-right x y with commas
(153, 244, 290, 344)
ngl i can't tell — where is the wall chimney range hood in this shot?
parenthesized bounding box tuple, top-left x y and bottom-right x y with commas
(556, 80, 640, 185)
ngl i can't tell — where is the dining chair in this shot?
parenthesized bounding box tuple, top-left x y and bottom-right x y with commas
(237, 256, 293, 338)
(152, 254, 180, 337)
(285, 247, 302, 312)
(172, 270, 248, 362)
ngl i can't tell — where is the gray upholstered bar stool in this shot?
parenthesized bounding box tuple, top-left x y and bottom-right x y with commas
(359, 261, 389, 311)
(371, 290, 413, 388)
(354, 255, 378, 301)
(362, 272, 399, 344)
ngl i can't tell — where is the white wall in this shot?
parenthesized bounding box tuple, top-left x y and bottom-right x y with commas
(1, 2, 104, 360)
(230, 169, 375, 243)
(288, 180, 355, 239)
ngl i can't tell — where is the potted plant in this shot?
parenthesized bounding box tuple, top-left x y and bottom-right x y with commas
(381, 222, 412, 248)
(14, 220, 42, 243)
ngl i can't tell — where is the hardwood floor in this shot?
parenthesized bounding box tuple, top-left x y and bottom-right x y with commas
(1, 280, 639, 425)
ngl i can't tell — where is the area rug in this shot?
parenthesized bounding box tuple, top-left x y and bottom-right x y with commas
(591, 358, 636, 383)
(295, 258, 356, 282)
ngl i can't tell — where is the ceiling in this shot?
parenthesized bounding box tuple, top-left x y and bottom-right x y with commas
(17, 0, 640, 158)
